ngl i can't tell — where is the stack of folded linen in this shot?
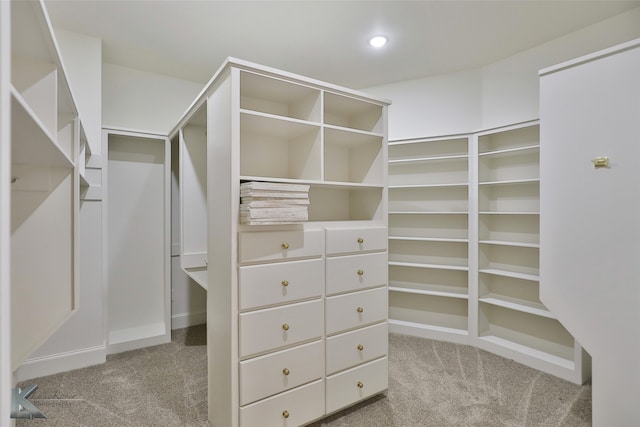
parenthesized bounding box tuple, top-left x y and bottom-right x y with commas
(240, 181, 310, 225)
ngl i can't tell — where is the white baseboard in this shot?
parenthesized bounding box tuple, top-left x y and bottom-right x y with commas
(16, 345, 106, 382)
(171, 311, 206, 330)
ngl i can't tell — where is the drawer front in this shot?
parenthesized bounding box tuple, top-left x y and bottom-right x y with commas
(326, 322, 388, 375)
(239, 259, 323, 310)
(239, 229, 323, 264)
(326, 252, 388, 296)
(240, 299, 323, 358)
(326, 357, 388, 414)
(240, 340, 324, 405)
(326, 287, 388, 335)
(325, 226, 387, 255)
(240, 379, 324, 427)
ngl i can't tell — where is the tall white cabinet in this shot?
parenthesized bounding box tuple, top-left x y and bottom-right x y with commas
(171, 58, 390, 427)
(540, 38, 640, 426)
(388, 121, 590, 384)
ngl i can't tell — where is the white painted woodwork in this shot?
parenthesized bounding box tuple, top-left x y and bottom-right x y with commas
(239, 299, 324, 358)
(325, 287, 388, 335)
(539, 38, 640, 425)
(239, 258, 323, 310)
(325, 252, 388, 295)
(239, 340, 323, 405)
(388, 123, 590, 384)
(105, 130, 170, 353)
(325, 357, 388, 414)
(325, 226, 387, 255)
(326, 322, 388, 375)
(238, 229, 323, 264)
(8, 0, 81, 374)
(239, 379, 325, 427)
(171, 58, 388, 426)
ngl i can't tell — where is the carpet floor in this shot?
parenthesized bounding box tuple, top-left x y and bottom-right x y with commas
(17, 325, 591, 426)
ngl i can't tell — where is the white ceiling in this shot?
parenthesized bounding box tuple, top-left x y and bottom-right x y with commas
(45, 0, 640, 89)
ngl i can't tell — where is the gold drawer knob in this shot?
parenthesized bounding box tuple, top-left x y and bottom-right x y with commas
(282, 323, 290, 331)
(281, 280, 289, 287)
(357, 237, 364, 244)
(281, 242, 289, 249)
(282, 410, 290, 419)
(282, 368, 290, 376)
(357, 381, 364, 389)
(357, 269, 364, 276)
(357, 344, 364, 351)
(356, 307, 364, 313)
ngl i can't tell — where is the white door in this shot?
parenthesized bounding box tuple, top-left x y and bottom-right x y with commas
(540, 39, 640, 426)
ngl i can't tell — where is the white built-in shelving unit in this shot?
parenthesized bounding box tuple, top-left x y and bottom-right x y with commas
(103, 128, 171, 354)
(171, 58, 390, 427)
(388, 121, 590, 384)
(388, 135, 470, 342)
(6, 0, 86, 373)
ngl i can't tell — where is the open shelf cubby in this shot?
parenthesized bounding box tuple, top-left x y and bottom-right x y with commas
(478, 125, 540, 154)
(478, 181, 539, 213)
(479, 242, 539, 278)
(240, 112, 322, 181)
(389, 212, 468, 239)
(324, 92, 384, 134)
(307, 185, 383, 221)
(323, 127, 383, 185)
(388, 137, 468, 161)
(478, 272, 547, 315)
(389, 291, 468, 333)
(478, 303, 574, 366)
(240, 70, 321, 123)
(478, 147, 539, 183)
(389, 157, 468, 186)
(389, 239, 468, 269)
(479, 213, 539, 245)
(389, 264, 468, 298)
(389, 186, 468, 213)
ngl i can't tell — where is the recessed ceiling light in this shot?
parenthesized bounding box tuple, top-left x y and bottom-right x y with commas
(369, 35, 388, 48)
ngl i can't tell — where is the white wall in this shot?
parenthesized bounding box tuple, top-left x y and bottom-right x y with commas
(481, 6, 640, 130)
(102, 64, 203, 135)
(365, 6, 640, 138)
(364, 69, 482, 140)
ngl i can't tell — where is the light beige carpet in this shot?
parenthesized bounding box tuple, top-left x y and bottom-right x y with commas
(18, 325, 591, 426)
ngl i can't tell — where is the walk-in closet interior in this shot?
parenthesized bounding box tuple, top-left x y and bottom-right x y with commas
(1, 1, 640, 426)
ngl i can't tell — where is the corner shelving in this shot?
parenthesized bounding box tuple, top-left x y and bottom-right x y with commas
(388, 121, 590, 384)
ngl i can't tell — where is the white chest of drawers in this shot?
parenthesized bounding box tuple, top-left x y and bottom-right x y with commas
(236, 225, 388, 426)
